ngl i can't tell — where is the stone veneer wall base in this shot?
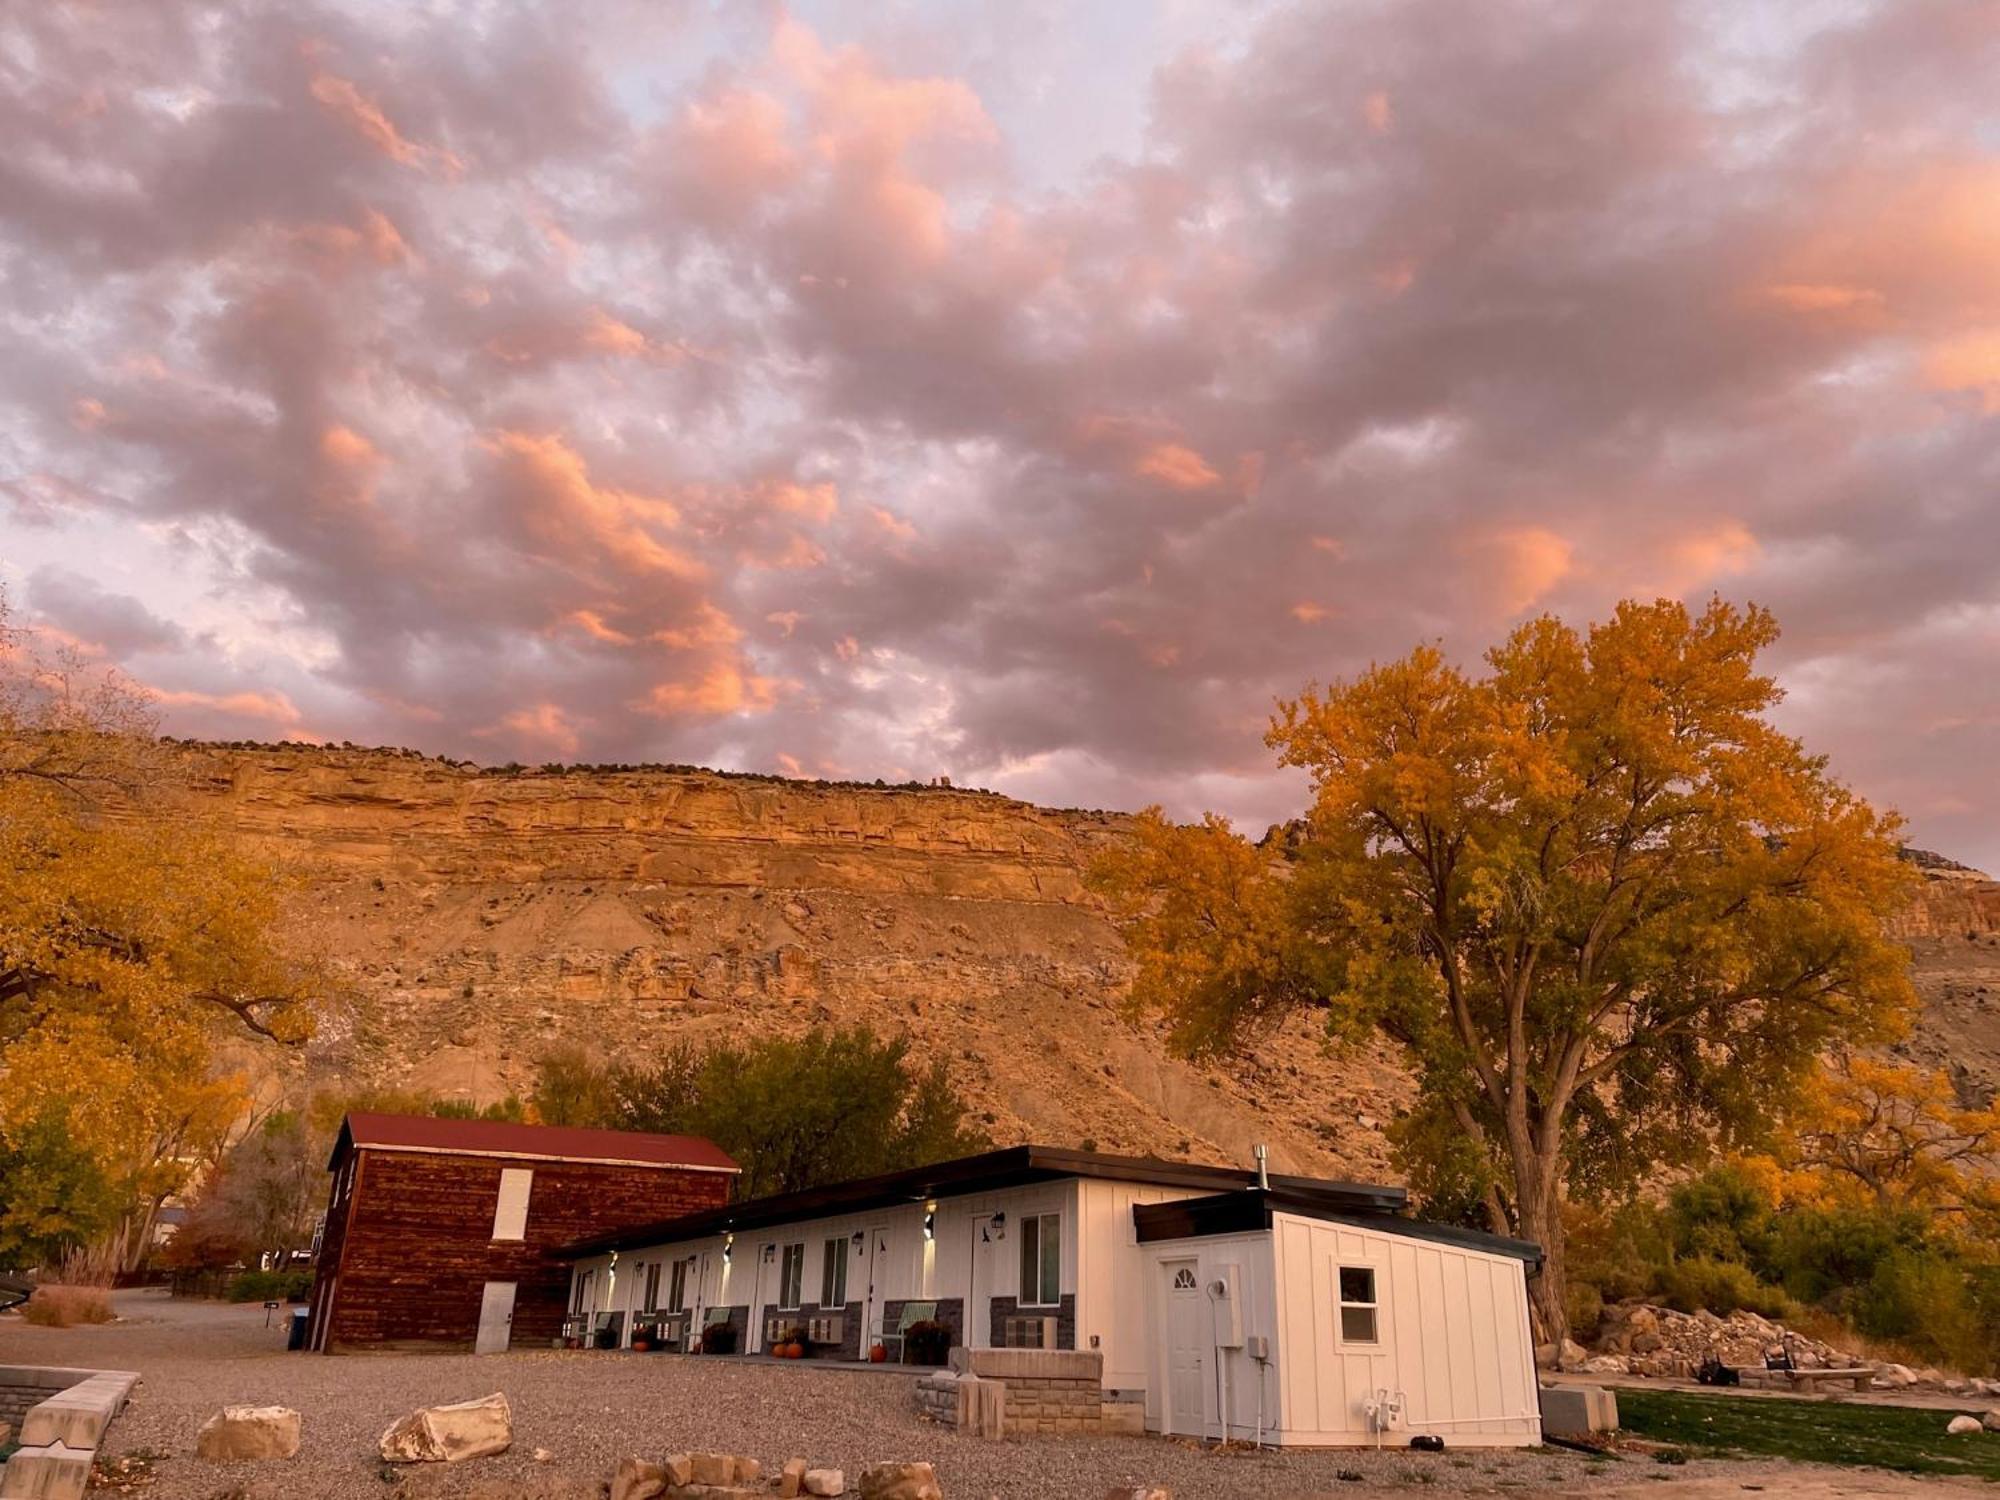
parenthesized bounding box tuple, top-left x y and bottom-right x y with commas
(917, 1349, 1118, 1438)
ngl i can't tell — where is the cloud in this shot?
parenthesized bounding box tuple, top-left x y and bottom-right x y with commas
(26, 567, 186, 656)
(2, 0, 1998, 871)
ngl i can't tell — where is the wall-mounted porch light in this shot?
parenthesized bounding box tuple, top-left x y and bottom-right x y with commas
(723, 1234, 734, 1265)
(923, 1200, 937, 1241)
(990, 1211, 1006, 1240)
(852, 1230, 866, 1251)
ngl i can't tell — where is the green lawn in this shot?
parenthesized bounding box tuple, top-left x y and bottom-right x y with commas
(1616, 1388, 2000, 1480)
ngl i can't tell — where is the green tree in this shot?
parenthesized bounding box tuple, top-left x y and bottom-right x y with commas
(0, 1110, 125, 1270)
(529, 1044, 619, 1127)
(535, 1026, 990, 1198)
(1093, 599, 1915, 1346)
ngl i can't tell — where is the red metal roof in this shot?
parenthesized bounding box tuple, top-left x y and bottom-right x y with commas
(333, 1112, 738, 1174)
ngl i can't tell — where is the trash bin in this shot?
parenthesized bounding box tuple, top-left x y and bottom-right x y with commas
(287, 1307, 310, 1351)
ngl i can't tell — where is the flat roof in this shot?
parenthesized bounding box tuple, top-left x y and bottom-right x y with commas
(1132, 1187, 1544, 1266)
(332, 1112, 739, 1174)
(558, 1144, 1406, 1257)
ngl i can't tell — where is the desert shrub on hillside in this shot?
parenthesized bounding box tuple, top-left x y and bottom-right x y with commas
(20, 1284, 114, 1326)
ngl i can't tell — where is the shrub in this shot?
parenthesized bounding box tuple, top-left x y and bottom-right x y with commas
(225, 1269, 313, 1303)
(19, 1284, 114, 1327)
(1655, 1256, 1789, 1319)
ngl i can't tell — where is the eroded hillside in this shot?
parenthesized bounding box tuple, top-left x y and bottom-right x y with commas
(183, 745, 1998, 1183)
(186, 745, 1409, 1179)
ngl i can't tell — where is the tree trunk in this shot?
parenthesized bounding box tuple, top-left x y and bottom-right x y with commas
(1511, 1157, 1569, 1356)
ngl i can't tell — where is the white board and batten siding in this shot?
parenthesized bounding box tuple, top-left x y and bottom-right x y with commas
(1271, 1212, 1539, 1446)
(1073, 1178, 1222, 1399)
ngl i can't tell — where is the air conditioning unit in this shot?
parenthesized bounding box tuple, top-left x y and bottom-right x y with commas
(765, 1316, 791, 1344)
(1003, 1316, 1058, 1348)
(808, 1314, 845, 1345)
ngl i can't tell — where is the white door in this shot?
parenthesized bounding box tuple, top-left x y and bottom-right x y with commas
(1162, 1260, 1207, 1437)
(968, 1214, 997, 1350)
(862, 1226, 891, 1350)
(695, 1251, 716, 1322)
(475, 1280, 516, 1355)
(750, 1246, 772, 1351)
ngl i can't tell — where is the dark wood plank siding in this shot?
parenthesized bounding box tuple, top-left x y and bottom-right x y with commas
(316, 1150, 729, 1351)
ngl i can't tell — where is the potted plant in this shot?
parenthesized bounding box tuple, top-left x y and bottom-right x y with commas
(593, 1322, 620, 1350)
(904, 1318, 953, 1367)
(701, 1322, 739, 1355)
(631, 1321, 655, 1352)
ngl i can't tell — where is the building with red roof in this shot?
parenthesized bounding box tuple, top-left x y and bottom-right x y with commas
(304, 1112, 737, 1353)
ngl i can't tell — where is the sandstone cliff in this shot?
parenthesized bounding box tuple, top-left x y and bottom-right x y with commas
(184, 745, 1408, 1179)
(181, 745, 1998, 1185)
(1886, 852, 2000, 1108)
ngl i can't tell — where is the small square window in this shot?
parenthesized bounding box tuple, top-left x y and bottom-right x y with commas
(1337, 1264, 1378, 1345)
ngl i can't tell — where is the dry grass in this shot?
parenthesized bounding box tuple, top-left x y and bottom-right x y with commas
(1782, 1306, 1965, 1376)
(19, 1283, 116, 1327)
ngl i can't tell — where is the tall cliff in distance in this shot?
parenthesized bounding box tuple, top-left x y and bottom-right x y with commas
(180, 744, 1999, 1181)
(183, 744, 1410, 1179)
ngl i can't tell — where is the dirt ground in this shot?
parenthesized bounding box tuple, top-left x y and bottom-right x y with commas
(0, 1291, 1989, 1500)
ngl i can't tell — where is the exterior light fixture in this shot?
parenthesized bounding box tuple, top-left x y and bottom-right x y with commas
(723, 1235, 734, 1265)
(990, 1212, 1006, 1240)
(923, 1205, 936, 1241)
(851, 1230, 866, 1251)
(763, 1243, 776, 1263)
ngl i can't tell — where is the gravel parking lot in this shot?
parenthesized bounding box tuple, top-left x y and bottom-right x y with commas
(0, 1291, 1980, 1500)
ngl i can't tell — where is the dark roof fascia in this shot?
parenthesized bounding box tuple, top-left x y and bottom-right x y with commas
(1131, 1188, 1545, 1267)
(558, 1145, 1406, 1258)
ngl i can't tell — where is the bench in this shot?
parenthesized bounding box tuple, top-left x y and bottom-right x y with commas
(1781, 1367, 1876, 1393)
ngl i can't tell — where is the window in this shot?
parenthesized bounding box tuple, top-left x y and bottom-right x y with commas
(1338, 1265, 1378, 1343)
(572, 1269, 593, 1314)
(668, 1258, 690, 1314)
(642, 1261, 663, 1314)
(1171, 1266, 1198, 1291)
(1019, 1212, 1061, 1307)
(491, 1168, 532, 1240)
(821, 1237, 848, 1307)
(779, 1243, 805, 1310)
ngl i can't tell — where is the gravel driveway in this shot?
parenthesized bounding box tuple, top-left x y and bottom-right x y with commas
(0, 1291, 1976, 1500)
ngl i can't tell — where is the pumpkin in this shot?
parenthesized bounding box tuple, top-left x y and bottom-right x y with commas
(869, 1343, 888, 1363)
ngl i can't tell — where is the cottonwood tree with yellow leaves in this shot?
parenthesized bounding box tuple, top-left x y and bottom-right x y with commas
(1093, 598, 1917, 1348)
(0, 594, 318, 1271)
(1771, 1053, 1999, 1225)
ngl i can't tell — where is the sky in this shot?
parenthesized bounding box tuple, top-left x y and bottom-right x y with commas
(2, 0, 1998, 869)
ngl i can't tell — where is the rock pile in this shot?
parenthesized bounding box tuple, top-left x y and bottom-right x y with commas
(1584, 1303, 2000, 1396)
(610, 1452, 856, 1499)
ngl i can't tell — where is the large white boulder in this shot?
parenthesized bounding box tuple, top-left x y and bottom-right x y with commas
(378, 1392, 512, 1463)
(804, 1470, 846, 1497)
(1946, 1414, 1984, 1436)
(195, 1405, 301, 1461)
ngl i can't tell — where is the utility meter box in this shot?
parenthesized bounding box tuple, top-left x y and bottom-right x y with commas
(1206, 1263, 1243, 1347)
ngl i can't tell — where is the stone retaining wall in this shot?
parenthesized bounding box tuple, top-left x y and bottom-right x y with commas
(916, 1348, 1144, 1438)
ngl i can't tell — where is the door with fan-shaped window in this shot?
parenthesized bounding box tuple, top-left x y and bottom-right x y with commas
(1161, 1259, 1207, 1437)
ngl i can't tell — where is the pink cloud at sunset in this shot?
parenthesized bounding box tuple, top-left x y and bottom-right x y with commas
(1, 0, 1997, 871)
